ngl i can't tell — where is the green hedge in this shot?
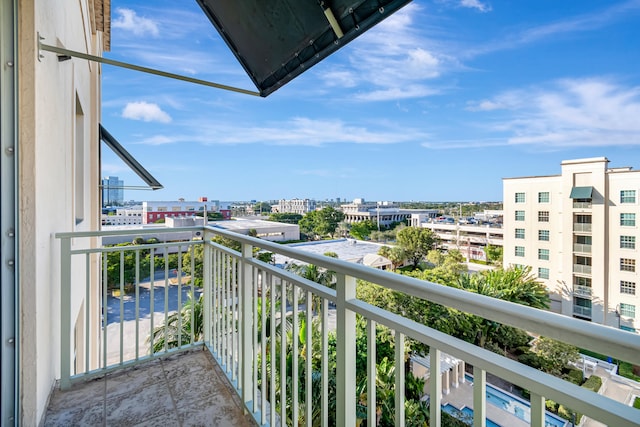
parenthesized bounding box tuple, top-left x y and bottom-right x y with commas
(582, 375, 602, 392)
(634, 396, 640, 409)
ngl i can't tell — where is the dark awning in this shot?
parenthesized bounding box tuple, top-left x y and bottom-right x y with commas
(570, 186, 593, 199)
(196, 0, 412, 97)
(100, 125, 163, 190)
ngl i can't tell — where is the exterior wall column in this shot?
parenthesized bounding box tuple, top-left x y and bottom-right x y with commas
(443, 369, 450, 395)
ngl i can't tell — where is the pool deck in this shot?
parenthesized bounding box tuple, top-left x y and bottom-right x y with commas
(442, 379, 530, 427)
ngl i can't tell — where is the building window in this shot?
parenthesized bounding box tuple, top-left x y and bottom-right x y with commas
(515, 192, 525, 203)
(515, 228, 525, 239)
(574, 277, 591, 287)
(515, 211, 525, 221)
(620, 213, 636, 227)
(620, 325, 636, 333)
(538, 230, 550, 241)
(621, 190, 636, 204)
(538, 192, 550, 203)
(538, 268, 550, 279)
(620, 281, 636, 295)
(620, 258, 636, 272)
(538, 249, 549, 260)
(515, 246, 525, 257)
(619, 303, 636, 318)
(538, 211, 549, 222)
(621, 236, 636, 249)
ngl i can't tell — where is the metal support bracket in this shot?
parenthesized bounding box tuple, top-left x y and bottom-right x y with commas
(37, 33, 261, 97)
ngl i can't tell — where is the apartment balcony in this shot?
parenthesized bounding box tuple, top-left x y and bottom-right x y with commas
(573, 264, 592, 275)
(573, 223, 592, 233)
(573, 305, 592, 319)
(572, 201, 592, 209)
(46, 226, 640, 427)
(573, 285, 593, 298)
(572, 243, 592, 254)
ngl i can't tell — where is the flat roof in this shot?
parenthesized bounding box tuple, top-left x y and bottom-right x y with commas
(274, 238, 387, 264)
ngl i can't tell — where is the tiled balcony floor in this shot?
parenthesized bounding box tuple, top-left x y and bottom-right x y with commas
(44, 347, 257, 427)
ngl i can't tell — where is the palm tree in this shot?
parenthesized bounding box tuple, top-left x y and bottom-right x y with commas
(149, 292, 203, 353)
(286, 263, 336, 313)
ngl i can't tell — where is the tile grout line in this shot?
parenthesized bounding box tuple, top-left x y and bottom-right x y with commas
(160, 356, 183, 427)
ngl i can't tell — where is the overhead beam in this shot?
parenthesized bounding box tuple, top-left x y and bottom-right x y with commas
(38, 35, 261, 97)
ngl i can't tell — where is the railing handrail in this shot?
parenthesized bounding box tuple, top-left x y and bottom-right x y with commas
(58, 226, 640, 366)
(207, 227, 640, 365)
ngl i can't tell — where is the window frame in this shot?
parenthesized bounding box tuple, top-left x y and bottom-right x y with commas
(515, 192, 526, 203)
(620, 303, 636, 318)
(620, 213, 636, 227)
(538, 267, 550, 279)
(514, 246, 525, 257)
(538, 211, 549, 222)
(620, 281, 636, 295)
(620, 258, 636, 272)
(538, 248, 549, 260)
(620, 190, 636, 204)
(538, 230, 550, 241)
(620, 235, 636, 249)
(515, 210, 525, 221)
(515, 228, 525, 239)
(538, 192, 550, 203)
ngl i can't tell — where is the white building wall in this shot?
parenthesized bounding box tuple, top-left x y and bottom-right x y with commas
(503, 157, 639, 333)
(18, 1, 106, 423)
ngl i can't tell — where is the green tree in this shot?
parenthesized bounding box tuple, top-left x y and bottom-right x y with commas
(298, 207, 345, 239)
(378, 246, 406, 271)
(268, 212, 303, 224)
(149, 292, 203, 353)
(254, 202, 272, 215)
(485, 244, 503, 265)
(533, 337, 580, 376)
(396, 227, 438, 269)
(349, 219, 377, 240)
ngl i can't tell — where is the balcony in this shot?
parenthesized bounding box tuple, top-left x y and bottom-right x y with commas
(573, 223, 592, 233)
(572, 201, 592, 209)
(48, 226, 640, 427)
(572, 243, 592, 254)
(573, 305, 592, 319)
(573, 264, 592, 275)
(573, 285, 593, 298)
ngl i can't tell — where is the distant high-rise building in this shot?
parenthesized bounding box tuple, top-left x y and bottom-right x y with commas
(101, 176, 124, 207)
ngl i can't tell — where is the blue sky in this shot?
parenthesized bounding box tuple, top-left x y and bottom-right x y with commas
(101, 0, 640, 203)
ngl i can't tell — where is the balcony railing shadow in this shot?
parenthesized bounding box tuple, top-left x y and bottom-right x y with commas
(53, 225, 640, 427)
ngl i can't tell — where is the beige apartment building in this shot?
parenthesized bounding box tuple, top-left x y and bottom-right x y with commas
(503, 157, 638, 333)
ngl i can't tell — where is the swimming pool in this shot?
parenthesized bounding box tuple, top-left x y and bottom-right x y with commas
(442, 403, 501, 427)
(464, 374, 567, 427)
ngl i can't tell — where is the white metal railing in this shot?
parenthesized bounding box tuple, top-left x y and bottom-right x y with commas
(573, 223, 592, 232)
(573, 285, 593, 298)
(573, 264, 592, 275)
(57, 226, 640, 427)
(573, 243, 592, 254)
(573, 202, 592, 209)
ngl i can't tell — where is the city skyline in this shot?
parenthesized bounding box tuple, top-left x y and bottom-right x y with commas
(101, 0, 640, 202)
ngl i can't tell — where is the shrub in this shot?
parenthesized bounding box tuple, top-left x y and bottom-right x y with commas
(634, 396, 640, 409)
(582, 375, 602, 392)
(564, 368, 584, 385)
(518, 351, 543, 369)
(545, 399, 558, 412)
(558, 405, 582, 424)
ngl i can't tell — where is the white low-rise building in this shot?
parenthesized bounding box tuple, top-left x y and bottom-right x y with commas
(341, 198, 438, 227)
(272, 198, 316, 215)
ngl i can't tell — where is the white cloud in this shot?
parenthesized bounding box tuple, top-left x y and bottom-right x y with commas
(122, 102, 171, 123)
(136, 117, 428, 147)
(459, 0, 492, 12)
(112, 8, 159, 37)
(315, 4, 457, 102)
(464, 78, 640, 147)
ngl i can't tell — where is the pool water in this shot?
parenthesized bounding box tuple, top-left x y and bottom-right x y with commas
(442, 403, 501, 427)
(464, 374, 567, 427)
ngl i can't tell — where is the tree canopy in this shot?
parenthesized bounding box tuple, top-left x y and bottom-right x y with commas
(395, 227, 438, 268)
(298, 207, 345, 239)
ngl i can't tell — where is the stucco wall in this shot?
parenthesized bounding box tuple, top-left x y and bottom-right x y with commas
(18, 1, 103, 423)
